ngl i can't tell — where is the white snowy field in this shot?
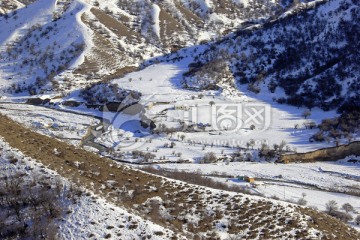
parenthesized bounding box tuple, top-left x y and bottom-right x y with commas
(159, 159, 360, 193)
(158, 159, 360, 222)
(0, 103, 99, 146)
(0, 57, 354, 161)
(110, 59, 343, 155)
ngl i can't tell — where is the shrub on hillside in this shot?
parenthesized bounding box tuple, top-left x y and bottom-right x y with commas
(311, 110, 360, 143)
(80, 83, 141, 105)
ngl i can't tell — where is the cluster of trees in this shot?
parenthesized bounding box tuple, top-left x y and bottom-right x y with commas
(154, 123, 178, 136)
(163, 141, 176, 148)
(230, 140, 292, 162)
(199, 140, 291, 164)
(311, 110, 359, 144)
(80, 83, 141, 105)
(0, 170, 66, 239)
(200, 152, 217, 163)
(258, 141, 289, 161)
(131, 150, 156, 162)
(325, 200, 359, 224)
(184, 0, 359, 113)
(183, 58, 233, 90)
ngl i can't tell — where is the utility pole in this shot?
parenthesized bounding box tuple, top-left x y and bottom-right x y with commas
(283, 186, 285, 199)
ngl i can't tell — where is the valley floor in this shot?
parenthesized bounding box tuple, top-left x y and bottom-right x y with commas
(0, 112, 359, 239)
(0, 61, 359, 234)
(0, 100, 359, 233)
(1, 0, 360, 237)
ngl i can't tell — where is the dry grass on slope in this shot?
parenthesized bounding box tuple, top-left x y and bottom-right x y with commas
(0, 114, 359, 239)
(211, 0, 245, 19)
(173, 2, 204, 27)
(158, 7, 186, 43)
(90, 8, 141, 41)
(74, 12, 135, 81)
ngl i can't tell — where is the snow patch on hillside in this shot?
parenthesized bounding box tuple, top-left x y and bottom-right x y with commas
(232, 0, 250, 7)
(69, 0, 93, 69)
(0, 0, 55, 45)
(152, 3, 161, 39)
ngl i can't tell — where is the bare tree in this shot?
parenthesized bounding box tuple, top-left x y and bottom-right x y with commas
(341, 203, 354, 214)
(180, 134, 186, 141)
(279, 140, 287, 152)
(325, 200, 338, 214)
(302, 110, 311, 119)
(356, 215, 360, 225)
(202, 152, 217, 163)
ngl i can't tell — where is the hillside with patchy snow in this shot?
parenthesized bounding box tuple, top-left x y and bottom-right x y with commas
(0, 137, 179, 239)
(0, 0, 300, 96)
(0, 0, 91, 95)
(178, 0, 360, 113)
(0, 0, 359, 238)
(1, 0, 358, 109)
(0, 116, 359, 239)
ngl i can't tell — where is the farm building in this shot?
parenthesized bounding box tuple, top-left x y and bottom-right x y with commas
(175, 105, 190, 110)
(245, 176, 255, 183)
(146, 102, 171, 110)
(237, 175, 255, 183)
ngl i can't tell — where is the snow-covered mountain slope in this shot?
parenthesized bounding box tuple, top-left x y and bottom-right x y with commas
(1, 1, 360, 238)
(0, 0, 24, 15)
(1, 0, 358, 110)
(0, 0, 91, 95)
(178, 0, 360, 113)
(0, 0, 299, 97)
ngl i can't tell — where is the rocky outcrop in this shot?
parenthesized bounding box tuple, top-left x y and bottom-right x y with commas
(278, 141, 360, 163)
